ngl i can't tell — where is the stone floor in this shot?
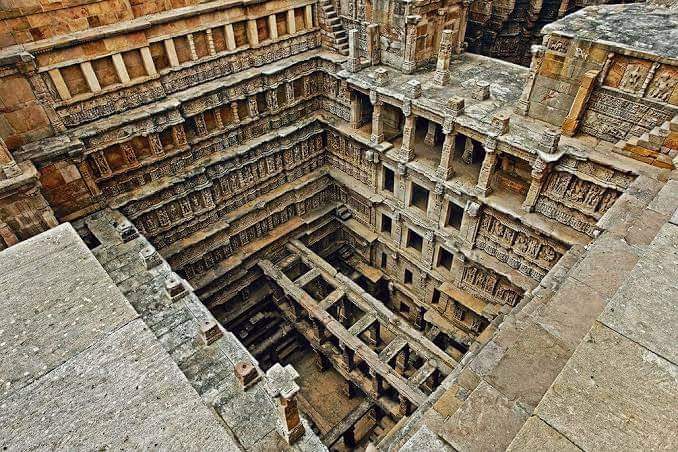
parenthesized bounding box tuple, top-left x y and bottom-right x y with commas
(0, 224, 239, 450)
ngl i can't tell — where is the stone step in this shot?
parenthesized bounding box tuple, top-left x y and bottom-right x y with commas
(334, 29, 346, 37)
(638, 133, 662, 151)
(336, 36, 348, 46)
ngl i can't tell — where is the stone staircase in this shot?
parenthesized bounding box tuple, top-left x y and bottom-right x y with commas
(615, 115, 678, 169)
(319, 0, 349, 55)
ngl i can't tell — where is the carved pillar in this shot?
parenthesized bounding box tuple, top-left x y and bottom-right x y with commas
(437, 122, 456, 180)
(370, 99, 384, 144)
(186, 33, 198, 60)
(400, 112, 416, 161)
(349, 92, 361, 129)
(424, 121, 436, 146)
(120, 142, 139, 166)
(347, 29, 360, 72)
(402, 16, 419, 74)
(476, 141, 498, 196)
(366, 321, 380, 347)
(414, 305, 426, 331)
(312, 317, 325, 343)
(515, 45, 545, 116)
(432, 183, 445, 225)
(461, 136, 474, 164)
(562, 69, 600, 136)
(266, 364, 305, 445)
(305, 4, 314, 28)
(206, 29, 216, 55)
(231, 102, 241, 122)
(172, 124, 187, 147)
(522, 158, 548, 212)
(149, 133, 164, 156)
(434, 29, 453, 85)
(248, 96, 259, 118)
(194, 113, 208, 135)
(423, 230, 435, 268)
(267, 88, 278, 112)
(367, 23, 380, 65)
(91, 151, 112, 178)
(286, 82, 295, 104)
(77, 160, 101, 196)
(397, 165, 407, 206)
(459, 201, 481, 245)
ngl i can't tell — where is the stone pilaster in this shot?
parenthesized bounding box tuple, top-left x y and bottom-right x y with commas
(400, 113, 416, 161)
(522, 158, 549, 212)
(476, 139, 498, 196)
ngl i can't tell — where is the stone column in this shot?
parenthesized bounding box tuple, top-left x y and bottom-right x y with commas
(515, 45, 545, 116)
(370, 99, 384, 144)
(476, 140, 498, 196)
(266, 364, 306, 445)
(432, 183, 445, 225)
(424, 121, 436, 146)
(459, 201, 480, 245)
(305, 5, 314, 28)
(399, 394, 413, 416)
(344, 380, 358, 399)
(347, 29, 360, 72)
(314, 349, 330, 371)
(194, 113, 208, 135)
(349, 92, 361, 129)
(340, 343, 355, 371)
(522, 158, 548, 212)
(402, 16, 419, 74)
(231, 102, 241, 122)
(91, 151, 111, 178)
(370, 368, 384, 396)
(120, 142, 139, 166)
(461, 136, 474, 164)
(395, 345, 410, 374)
(186, 33, 198, 60)
(80, 61, 101, 92)
(112, 53, 130, 83)
(248, 96, 259, 117)
(172, 124, 187, 147)
(436, 123, 456, 180)
(0, 138, 21, 179)
(414, 305, 426, 331)
(286, 82, 295, 104)
(367, 23, 380, 65)
(400, 112, 416, 161)
(287, 9, 296, 34)
(225, 24, 237, 50)
(164, 39, 180, 67)
(434, 29, 453, 85)
(140, 47, 157, 76)
(562, 69, 599, 136)
(366, 322, 380, 346)
(206, 29, 216, 55)
(312, 317, 325, 343)
(247, 19, 260, 47)
(268, 15, 278, 40)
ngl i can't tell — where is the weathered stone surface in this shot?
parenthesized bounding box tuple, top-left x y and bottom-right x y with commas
(535, 322, 678, 451)
(507, 416, 579, 451)
(400, 425, 454, 452)
(599, 222, 678, 364)
(441, 381, 529, 451)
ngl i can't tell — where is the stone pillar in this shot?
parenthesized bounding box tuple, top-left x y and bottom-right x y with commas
(340, 343, 355, 371)
(366, 321, 380, 346)
(314, 349, 330, 371)
(186, 33, 198, 60)
(80, 61, 101, 92)
(92, 151, 112, 178)
(424, 121, 437, 146)
(231, 102, 240, 122)
(286, 82, 295, 104)
(120, 142, 138, 166)
(247, 19, 260, 47)
(459, 201, 480, 245)
(248, 96, 259, 117)
(402, 16, 419, 74)
(344, 380, 358, 399)
(370, 368, 384, 397)
(0, 138, 21, 179)
(266, 364, 306, 445)
(206, 29, 216, 55)
(400, 112, 416, 161)
(312, 317, 325, 343)
(414, 305, 426, 331)
(432, 183, 445, 225)
(287, 9, 296, 34)
(395, 345, 410, 374)
(164, 39, 180, 67)
(399, 394, 413, 416)
(305, 5, 314, 28)
(268, 15, 278, 40)
(515, 45, 545, 116)
(194, 113, 208, 135)
(48, 69, 71, 100)
(436, 123, 456, 180)
(461, 136, 474, 164)
(522, 158, 548, 212)
(225, 24, 237, 50)
(370, 99, 384, 144)
(562, 69, 599, 136)
(347, 29, 360, 72)
(140, 47, 157, 76)
(349, 93, 361, 129)
(112, 53, 130, 83)
(434, 29, 453, 85)
(172, 124, 187, 147)
(367, 23, 380, 65)
(476, 140, 498, 196)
